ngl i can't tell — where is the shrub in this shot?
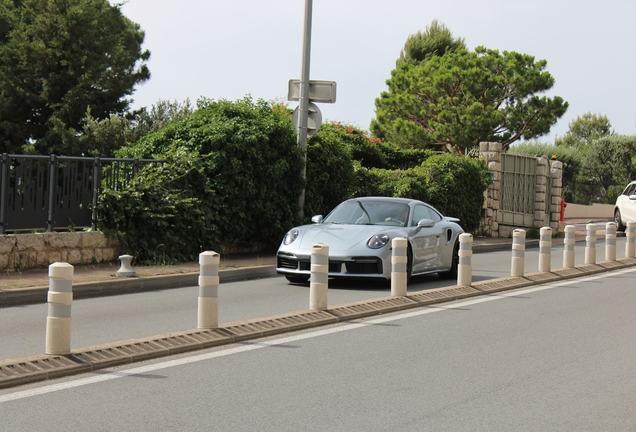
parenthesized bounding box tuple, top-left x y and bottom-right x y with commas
(100, 97, 303, 262)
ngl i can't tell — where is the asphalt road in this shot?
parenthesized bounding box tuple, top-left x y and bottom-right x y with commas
(0, 238, 628, 361)
(1, 266, 635, 431)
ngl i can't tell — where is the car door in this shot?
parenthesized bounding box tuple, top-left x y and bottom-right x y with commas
(409, 204, 444, 273)
(623, 183, 636, 223)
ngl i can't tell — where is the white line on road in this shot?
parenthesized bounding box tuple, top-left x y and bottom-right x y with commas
(1, 267, 635, 404)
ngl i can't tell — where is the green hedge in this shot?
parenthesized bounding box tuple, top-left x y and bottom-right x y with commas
(100, 97, 303, 262)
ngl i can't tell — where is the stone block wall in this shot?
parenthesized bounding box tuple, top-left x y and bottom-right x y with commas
(0, 232, 120, 271)
(479, 142, 563, 237)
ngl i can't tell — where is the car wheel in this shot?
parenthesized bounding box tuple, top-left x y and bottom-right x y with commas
(438, 240, 459, 280)
(615, 209, 625, 232)
(285, 274, 310, 283)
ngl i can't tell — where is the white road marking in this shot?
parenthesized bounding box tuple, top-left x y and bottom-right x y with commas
(1, 267, 635, 404)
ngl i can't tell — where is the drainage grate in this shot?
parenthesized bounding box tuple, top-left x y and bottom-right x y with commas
(473, 277, 531, 293)
(597, 261, 627, 270)
(550, 268, 584, 279)
(523, 272, 563, 283)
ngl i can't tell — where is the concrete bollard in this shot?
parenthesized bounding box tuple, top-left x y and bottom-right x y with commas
(116, 254, 136, 277)
(563, 225, 576, 269)
(457, 233, 473, 287)
(391, 237, 408, 296)
(538, 227, 552, 273)
(511, 229, 526, 277)
(310, 243, 329, 310)
(45, 262, 74, 355)
(605, 222, 617, 262)
(626, 221, 636, 259)
(584, 223, 597, 265)
(198, 251, 220, 329)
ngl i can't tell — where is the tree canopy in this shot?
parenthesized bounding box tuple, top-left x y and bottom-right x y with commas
(0, 0, 150, 155)
(372, 46, 568, 154)
(396, 20, 465, 66)
(555, 112, 612, 151)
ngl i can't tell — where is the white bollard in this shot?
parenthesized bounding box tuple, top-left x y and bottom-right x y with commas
(391, 237, 408, 296)
(310, 243, 329, 310)
(511, 229, 526, 277)
(538, 227, 552, 273)
(626, 221, 636, 259)
(198, 251, 220, 329)
(45, 262, 74, 355)
(116, 254, 136, 277)
(605, 222, 617, 261)
(584, 223, 597, 265)
(563, 225, 576, 269)
(457, 233, 473, 287)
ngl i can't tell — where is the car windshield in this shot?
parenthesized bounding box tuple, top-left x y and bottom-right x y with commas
(323, 200, 410, 226)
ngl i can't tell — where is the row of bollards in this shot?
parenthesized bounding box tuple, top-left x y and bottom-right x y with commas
(43, 221, 636, 355)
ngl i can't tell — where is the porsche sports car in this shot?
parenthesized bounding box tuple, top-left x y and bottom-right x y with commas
(276, 197, 464, 283)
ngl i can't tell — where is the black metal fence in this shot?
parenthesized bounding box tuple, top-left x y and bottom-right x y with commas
(0, 154, 163, 234)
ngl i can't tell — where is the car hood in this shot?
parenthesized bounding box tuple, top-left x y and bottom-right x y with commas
(296, 223, 397, 252)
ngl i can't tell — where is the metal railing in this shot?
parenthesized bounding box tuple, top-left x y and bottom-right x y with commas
(0, 154, 162, 234)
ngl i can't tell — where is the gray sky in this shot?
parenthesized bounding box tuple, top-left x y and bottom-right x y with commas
(118, 0, 636, 142)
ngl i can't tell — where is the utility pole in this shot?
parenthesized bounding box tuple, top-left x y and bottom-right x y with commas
(296, 0, 313, 219)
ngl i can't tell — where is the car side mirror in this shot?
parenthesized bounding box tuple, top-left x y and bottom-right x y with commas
(311, 215, 323, 224)
(629, 195, 636, 201)
(416, 218, 435, 229)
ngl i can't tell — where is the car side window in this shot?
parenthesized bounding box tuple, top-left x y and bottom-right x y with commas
(411, 205, 430, 226)
(626, 183, 636, 196)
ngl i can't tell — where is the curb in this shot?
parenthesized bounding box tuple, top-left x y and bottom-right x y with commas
(0, 265, 277, 308)
(2, 256, 635, 390)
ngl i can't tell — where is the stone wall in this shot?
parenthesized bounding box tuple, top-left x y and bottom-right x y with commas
(0, 232, 119, 271)
(479, 141, 563, 237)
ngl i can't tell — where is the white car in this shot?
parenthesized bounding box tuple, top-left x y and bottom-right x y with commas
(276, 197, 464, 283)
(614, 181, 636, 231)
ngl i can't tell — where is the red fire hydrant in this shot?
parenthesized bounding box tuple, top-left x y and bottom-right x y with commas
(559, 198, 567, 222)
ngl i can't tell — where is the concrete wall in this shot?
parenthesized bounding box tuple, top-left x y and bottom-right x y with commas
(0, 232, 119, 272)
(564, 203, 615, 220)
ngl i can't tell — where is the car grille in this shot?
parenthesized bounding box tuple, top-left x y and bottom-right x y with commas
(277, 254, 383, 275)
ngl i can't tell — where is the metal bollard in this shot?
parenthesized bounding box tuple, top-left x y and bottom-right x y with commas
(391, 237, 408, 296)
(626, 221, 636, 259)
(45, 262, 74, 355)
(511, 229, 526, 277)
(457, 233, 473, 287)
(584, 223, 597, 265)
(563, 225, 576, 269)
(310, 243, 329, 310)
(198, 251, 220, 329)
(605, 222, 617, 261)
(538, 227, 552, 273)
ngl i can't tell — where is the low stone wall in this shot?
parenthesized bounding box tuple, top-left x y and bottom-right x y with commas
(0, 232, 120, 272)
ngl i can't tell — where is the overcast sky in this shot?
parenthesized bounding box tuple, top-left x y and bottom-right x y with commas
(117, 0, 636, 142)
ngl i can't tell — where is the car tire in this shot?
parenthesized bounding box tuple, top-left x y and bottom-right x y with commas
(438, 240, 459, 280)
(615, 209, 625, 232)
(284, 274, 310, 283)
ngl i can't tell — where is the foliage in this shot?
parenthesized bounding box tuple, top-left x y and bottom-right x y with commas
(79, 99, 194, 157)
(555, 112, 613, 151)
(0, 0, 150, 155)
(352, 154, 490, 232)
(396, 20, 465, 66)
(581, 135, 636, 188)
(100, 97, 303, 261)
(372, 46, 568, 154)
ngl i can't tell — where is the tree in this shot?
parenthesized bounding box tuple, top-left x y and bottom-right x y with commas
(396, 20, 465, 66)
(0, 0, 150, 155)
(581, 135, 636, 187)
(555, 112, 612, 151)
(372, 46, 568, 154)
(79, 99, 194, 157)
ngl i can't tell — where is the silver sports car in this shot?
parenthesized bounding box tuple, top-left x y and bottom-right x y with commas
(276, 197, 464, 283)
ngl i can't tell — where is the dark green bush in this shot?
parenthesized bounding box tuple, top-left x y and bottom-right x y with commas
(100, 97, 303, 262)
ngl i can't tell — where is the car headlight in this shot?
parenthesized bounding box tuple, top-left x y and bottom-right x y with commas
(367, 233, 390, 249)
(284, 228, 300, 245)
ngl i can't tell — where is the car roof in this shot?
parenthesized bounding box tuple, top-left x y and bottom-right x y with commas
(347, 196, 423, 205)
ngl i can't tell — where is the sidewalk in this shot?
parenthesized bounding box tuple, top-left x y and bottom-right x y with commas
(0, 218, 611, 306)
